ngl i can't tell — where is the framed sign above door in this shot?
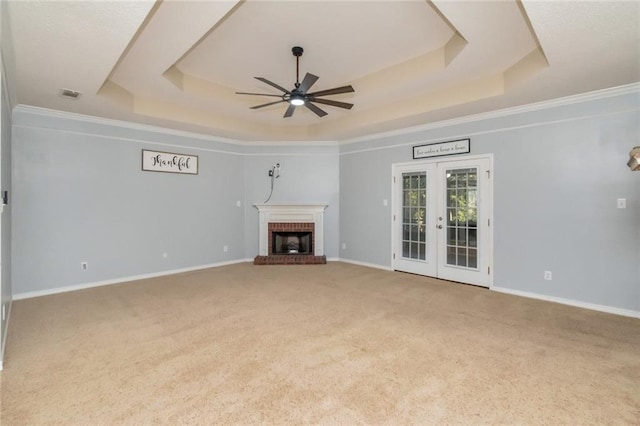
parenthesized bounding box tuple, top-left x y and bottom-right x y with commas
(413, 139, 470, 159)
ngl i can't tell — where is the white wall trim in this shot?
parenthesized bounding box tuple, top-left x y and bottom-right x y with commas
(336, 258, 393, 271)
(13, 105, 240, 145)
(0, 299, 12, 371)
(12, 259, 253, 301)
(339, 107, 640, 155)
(13, 124, 247, 156)
(12, 105, 338, 147)
(13, 83, 639, 150)
(492, 286, 640, 319)
(12, 123, 339, 157)
(340, 82, 640, 145)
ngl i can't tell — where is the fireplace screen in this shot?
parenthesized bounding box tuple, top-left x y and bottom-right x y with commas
(272, 231, 312, 255)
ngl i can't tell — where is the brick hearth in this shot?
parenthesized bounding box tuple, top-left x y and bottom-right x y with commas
(253, 255, 327, 265)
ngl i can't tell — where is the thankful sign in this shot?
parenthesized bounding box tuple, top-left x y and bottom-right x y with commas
(142, 149, 198, 175)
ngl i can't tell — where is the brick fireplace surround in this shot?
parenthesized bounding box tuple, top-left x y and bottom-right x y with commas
(253, 204, 327, 265)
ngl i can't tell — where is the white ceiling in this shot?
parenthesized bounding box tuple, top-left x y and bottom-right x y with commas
(3, 0, 639, 142)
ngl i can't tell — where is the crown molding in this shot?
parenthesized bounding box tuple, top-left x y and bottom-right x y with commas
(340, 82, 640, 145)
(12, 105, 338, 147)
(12, 104, 241, 145)
(12, 82, 639, 148)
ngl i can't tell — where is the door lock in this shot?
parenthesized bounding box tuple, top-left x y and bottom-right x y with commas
(437, 225, 443, 229)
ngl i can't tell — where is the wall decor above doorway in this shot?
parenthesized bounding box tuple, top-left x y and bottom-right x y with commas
(413, 139, 470, 160)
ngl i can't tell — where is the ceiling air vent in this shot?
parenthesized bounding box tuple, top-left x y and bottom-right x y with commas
(60, 88, 81, 99)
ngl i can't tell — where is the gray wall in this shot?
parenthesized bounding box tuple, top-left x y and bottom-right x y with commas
(11, 110, 342, 296)
(242, 144, 340, 259)
(10, 89, 640, 314)
(1, 54, 12, 361)
(12, 110, 245, 295)
(340, 91, 640, 312)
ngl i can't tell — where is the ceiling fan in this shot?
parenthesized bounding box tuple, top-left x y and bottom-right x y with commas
(235, 46, 355, 118)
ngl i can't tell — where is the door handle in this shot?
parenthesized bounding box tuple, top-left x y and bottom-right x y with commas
(437, 225, 443, 229)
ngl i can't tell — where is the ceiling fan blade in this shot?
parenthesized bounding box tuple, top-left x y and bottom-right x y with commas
(236, 92, 283, 97)
(308, 85, 355, 97)
(305, 102, 328, 118)
(250, 100, 286, 109)
(254, 77, 290, 94)
(283, 104, 296, 118)
(297, 73, 319, 94)
(311, 98, 354, 110)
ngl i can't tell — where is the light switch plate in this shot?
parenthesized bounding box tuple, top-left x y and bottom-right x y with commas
(617, 198, 626, 209)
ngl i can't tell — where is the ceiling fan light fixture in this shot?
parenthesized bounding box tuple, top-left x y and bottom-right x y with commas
(290, 95, 305, 106)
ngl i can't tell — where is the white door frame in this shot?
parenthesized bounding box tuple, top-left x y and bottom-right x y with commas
(391, 153, 494, 288)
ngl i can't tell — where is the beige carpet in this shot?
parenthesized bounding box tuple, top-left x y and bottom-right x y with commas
(1, 262, 639, 425)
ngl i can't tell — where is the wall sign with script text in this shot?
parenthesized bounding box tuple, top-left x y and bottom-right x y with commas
(413, 139, 470, 159)
(142, 149, 198, 175)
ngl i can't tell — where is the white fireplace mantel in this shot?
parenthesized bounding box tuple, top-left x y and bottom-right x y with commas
(254, 203, 328, 256)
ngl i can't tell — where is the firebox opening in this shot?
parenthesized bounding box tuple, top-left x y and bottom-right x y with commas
(272, 231, 312, 255)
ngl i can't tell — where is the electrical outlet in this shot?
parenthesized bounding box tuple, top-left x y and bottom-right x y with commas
(223, 245, 229, 252)
(81, 262, 88, 270)
(341, 243, 347, 250)
(236, 200, 241, 207)
(383, 199, 388, 206)
(617, 198, 626, 209)
(162, 252, 168, 259)
(544, 270, 552, 281)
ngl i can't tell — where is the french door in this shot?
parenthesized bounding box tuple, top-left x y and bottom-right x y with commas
(392, 156, 493, 287)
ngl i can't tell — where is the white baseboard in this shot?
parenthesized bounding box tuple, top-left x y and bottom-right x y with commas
(492, 286, 640, 319)
(336, 258, 394, 271)
(12, 259, 253, 301)
(0, 299, 12, 371)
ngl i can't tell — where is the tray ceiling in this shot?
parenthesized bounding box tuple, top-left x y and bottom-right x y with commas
(4, 0, 639, 142)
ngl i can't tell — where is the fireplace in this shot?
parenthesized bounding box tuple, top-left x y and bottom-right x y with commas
(272, 231, 312, 255)
(254, 204, 327, 265)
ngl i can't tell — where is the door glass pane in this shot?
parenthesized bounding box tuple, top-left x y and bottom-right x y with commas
(444, 167, 479, 270)
(447, 190, 457, 208)
(403, 190, 411, 206)
(402, 171, 427, 261)
(403, 241, 410, 258)
(468, 228, 477, 248)
(468, 249, 478, 268)
(447, 228, 456, 245)
(457, 248, 468, 267)
(447, 246, 456, 265)
(458, 228, 467, 246)
(410, 242, 419, 259)
(403, 176, 411, 189)
(447, 208, 457, 226)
